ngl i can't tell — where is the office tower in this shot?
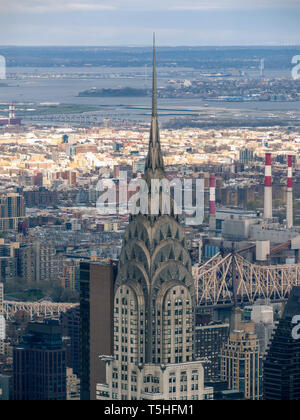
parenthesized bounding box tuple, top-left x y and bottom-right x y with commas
(0, 375, 10, 400)
(13, 319, 66, 400)
(96, 37, 213, 402)
(0, 193, 25, 231)
(195, 320, 229, 383)
(220, 320, 262, 400)
(61, 306, 80, 377)
(80, 262, 116, 400)
(263, 287, 300, 400)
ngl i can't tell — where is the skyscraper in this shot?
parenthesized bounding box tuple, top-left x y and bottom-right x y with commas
(61, 306, 80, 377)
(195, 320, 229, 383)
(80, 262, 116, 401)
(263, 287, 300, 400)
(13, 319, 66, 401)
(96, 36, 212, 401)
(220, 317, 262, 400)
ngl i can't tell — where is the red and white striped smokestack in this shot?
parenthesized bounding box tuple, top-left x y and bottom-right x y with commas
(209, 174, 216, 231)
(209, 174, 216, 216)
(264, 152, 272, 219)
(287, 155, 293, 228)
(9, 102, 15, 120)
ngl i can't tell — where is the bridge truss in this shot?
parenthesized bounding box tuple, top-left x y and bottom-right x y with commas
(193, 252, 300, 307)
(3, 300, 78, 321)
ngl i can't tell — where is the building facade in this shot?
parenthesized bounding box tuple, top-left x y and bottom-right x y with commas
(61, 306, 80, 377)
(220, 320, 262, 400)
(80, 262, 116, 400)
(13, 320, 66, 400)
(0, 375, 10, 400)
(195, 321, 229, 383)
(263, 287, 300, 400)
(0, 193, 25, 231)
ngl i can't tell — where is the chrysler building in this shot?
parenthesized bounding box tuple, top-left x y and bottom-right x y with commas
(97, 36, 212, 401)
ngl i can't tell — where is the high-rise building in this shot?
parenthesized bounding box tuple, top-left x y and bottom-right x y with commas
(220, 314, 262, 400)
(0, 193, 25, 231)
(35, 241, 58, 283)
(195, 320, 229, 383)
(0, 252, 17, 283)
(96, 37, 213, 402)
(16, 239, 59, 284)
(0, 375, 10, 400)
(13, 319, 66, 400)
(263, 287, 300, 400)
(80, 262, 116, 401)
(61, 306, 80, 377)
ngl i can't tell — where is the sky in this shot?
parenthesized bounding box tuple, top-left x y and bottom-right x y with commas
(0, 0, 299, 46)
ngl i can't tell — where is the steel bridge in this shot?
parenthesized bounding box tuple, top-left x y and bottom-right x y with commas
(193, 251, 300, 308)
(3, 300, 78, 321)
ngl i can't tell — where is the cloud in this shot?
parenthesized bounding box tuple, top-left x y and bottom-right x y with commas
(0, 0, 299, 14)
(1, 18, 300, 46)
(0, 0, 116, 14)
(0, 0, 299, 46)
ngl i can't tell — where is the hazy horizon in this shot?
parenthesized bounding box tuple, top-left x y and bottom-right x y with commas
(0, 0, 299, 46)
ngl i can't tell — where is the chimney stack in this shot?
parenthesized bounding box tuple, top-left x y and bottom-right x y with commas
(209, 174, 216, 231)
(264, 153, 272, 219)
(287, 155, 293, 228)
(9, 102, 15, 120)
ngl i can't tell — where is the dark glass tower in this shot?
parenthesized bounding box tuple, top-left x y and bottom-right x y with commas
(61, 306, 80, 377)
(13, 319, 66, 400)
(263, 287, 300, 400)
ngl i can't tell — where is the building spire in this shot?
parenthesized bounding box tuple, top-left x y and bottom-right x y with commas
(152, 33, 157, 117)
(144, 33, 165, 182)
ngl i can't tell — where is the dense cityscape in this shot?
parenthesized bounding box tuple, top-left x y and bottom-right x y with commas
(0, 1, 300, 407)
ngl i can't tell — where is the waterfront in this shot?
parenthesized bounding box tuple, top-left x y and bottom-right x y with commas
(0, 65, 299, 123)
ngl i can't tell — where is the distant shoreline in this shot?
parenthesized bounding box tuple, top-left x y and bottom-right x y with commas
(78, 87, 149, 97)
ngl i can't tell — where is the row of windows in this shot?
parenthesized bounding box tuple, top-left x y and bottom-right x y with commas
(169, 373, 198, 383)
(169, 384, 199, 393)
